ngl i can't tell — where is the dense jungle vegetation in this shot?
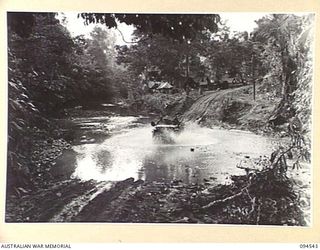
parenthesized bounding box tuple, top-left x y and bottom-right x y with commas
(6, 12, 314, 225)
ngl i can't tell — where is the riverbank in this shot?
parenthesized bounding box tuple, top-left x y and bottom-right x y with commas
(5, 92, 311, 224)
(181, 86, 283, 135)
(130, 86, 288, 137)
(6, 173, 308, 225)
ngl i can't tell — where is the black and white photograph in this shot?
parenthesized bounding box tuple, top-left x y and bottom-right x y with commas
(6, 11, 314, 226)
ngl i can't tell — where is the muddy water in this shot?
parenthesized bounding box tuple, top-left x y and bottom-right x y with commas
(57, 110, 279, 186)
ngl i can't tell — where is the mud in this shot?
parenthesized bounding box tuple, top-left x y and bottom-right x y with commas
(5, 101, 311, 225)
(6, 175, 308, 225)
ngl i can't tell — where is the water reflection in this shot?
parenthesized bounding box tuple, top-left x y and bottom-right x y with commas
(143, 146, 204, 184)
(67, 120, 277, 185)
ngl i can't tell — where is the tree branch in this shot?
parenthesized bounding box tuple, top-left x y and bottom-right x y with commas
(116, 27, 136, 44)
(202, 188, 247, 210)
(115, 27, 150, 45)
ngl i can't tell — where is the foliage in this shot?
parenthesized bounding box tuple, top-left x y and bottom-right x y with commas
(116, 21, 266, 90)
(7, 13, 65, 190)
(7, 12, 313, 220)
(116, 34, 188, 81)
(7, 13, 118, 192)
(204, 33, 263, 81)
(7, 46, 40, 191)
(222, 134, 311, 225)
(9, 13, 75, 112)
(78, 13, 220, 42)
(252, 14, 313, 127)
(80, 13, 223, 91)
(69, 27, 119, 104)
(292, 15, 314, 133)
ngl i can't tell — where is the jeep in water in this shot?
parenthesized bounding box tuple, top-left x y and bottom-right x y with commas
(151, 116, 183, 143)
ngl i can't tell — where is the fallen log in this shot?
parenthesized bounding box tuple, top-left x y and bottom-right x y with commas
(202, 188, 246, 210)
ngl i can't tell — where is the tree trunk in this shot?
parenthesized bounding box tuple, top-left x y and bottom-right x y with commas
(186, 54, 189, 78)
(269, 50, 297, 126)
(251, 54, 256, 101)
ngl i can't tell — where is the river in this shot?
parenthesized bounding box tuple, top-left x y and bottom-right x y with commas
(54, 104, 279, 186)
(6, 103, 310, 223)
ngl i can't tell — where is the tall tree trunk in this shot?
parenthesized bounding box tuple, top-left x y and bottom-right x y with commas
(269, 49, 297, 126)
(186, 53, 189, 78)
(251, 54, 256, 101)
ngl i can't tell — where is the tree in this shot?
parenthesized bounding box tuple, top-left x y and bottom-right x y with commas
(8, 13, 80, 112)
(80, 13, 222, 89)
(78, 13, 220, 42)
(116, 34, 182, 77)
(292, 14, 314, 134)
(252, 14, 306, 125)
(7, 12, 118, 191)
(115, 30, 215, 91)
(200, 29, 263, 86)
(7, 12, 77, 191)
(87, 26, 118, 69)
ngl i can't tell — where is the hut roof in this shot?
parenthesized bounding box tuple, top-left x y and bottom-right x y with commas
(148, 81, 160, 89)
(157, 82, 173, 89)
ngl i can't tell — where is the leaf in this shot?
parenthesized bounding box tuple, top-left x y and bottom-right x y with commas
(21, 93, 29, 99)
(8, 81, 19, 91)
(10, 121, 24, 132)
(32, 70, 39, 76)
(28, 102, 35, 108)
(10, 99, 24, 111)
(30, 107, 39, 113)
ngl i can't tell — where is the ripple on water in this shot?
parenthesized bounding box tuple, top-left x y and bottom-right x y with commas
(69, 121, 277, 185)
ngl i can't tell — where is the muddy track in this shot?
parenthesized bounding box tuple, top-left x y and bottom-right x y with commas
(5, 96, 310, 225)
(6, 178, 147, 222)
(6, 165, 309, 225)
(182, 87, 250, 122)
(49, 181, 113, 222)
(6, 180, 100, 222)
(71, 178, 141, 222)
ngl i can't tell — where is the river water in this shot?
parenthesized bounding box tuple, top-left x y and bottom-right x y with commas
(55, 105, 279, 186)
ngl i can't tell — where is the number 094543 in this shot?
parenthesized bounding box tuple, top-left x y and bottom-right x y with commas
(300, 244, 319, 249)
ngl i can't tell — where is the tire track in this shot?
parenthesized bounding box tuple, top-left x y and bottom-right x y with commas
(49, 181, 113, 222)
(182, 88, 247, 122)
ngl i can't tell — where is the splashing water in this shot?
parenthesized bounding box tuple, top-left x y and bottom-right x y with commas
(70, 117, 277, 185)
